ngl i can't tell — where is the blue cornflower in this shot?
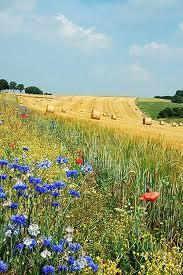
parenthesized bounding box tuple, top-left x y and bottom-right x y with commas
(22, 147, 29, 151)
(59, 239, 65, 246)
(8, 163, 19, 170)
(18, 165, 30, 173)
(70, 260, 83, 272)
(28, 239, 36, 250)
(52, 244, 63, 253)
(0, 186, 3, 192)
(66, 170, 79, 179)
(67, 256, 75, 266)
(68, 189, 80, 198)
(0, 159, 8, 166)
(83, 256, 93, 263)
(68, 242, 81, 253)
(51, 202, 60, 207)
(51, 191, 60, 197)
(58, 265, 68, 272)
(37, 160, 52, 169)
(42, 265, 55, 274)
(15, 243, 24, 252)
(35, 185, 48, 194)
(0, 174, 8, 180)
(56, 156, 68, 164)
(29, 176, 42, 185)
(0, 260, 8, 273)
(81, 164, 92, 173)
(88, 261, 98, 272)
(11, 214, 27, 226)
(0, 192, 6, 199)
(14, 182, 27, 191)
(84, 256, 98, 272)
(43, 237, 52, 247)
(9, 202, 19, 209)
(52, 181, 66, 190)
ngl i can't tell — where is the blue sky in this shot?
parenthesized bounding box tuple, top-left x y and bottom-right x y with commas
(0, 0, 183, 96)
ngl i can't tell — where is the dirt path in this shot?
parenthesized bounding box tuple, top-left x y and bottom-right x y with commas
(17, 94, 183, 148)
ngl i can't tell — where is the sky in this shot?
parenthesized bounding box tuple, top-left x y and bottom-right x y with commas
(0, 0, 183, 96)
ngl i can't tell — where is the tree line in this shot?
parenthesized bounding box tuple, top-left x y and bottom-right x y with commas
(0, 79, 52, 95)
(155, 90, 183, 103)
(158, 107, 183, 118)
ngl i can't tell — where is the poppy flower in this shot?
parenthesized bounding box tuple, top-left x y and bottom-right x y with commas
(20, 114, 28, 119)
(75, 158, 83, 165)
(139, 191, 160, 202)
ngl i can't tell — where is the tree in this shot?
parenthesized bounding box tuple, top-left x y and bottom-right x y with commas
(158, 107, 183, 118)
(25, 86, 43, 95)
(9, 81, 17, 92)
(175, 90, 183, 97)
(17, 84, 24, 93)
(0, 79, 9, 91)
(44, 92, 53, 95)
(171, 95, 183, 103)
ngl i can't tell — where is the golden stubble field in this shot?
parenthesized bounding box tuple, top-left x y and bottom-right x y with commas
(17, 94, 183, 148)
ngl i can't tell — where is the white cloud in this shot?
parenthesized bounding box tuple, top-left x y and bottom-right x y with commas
(129, 42, 183, 60)
(0, 11, 23, 33)
(123, 64, 152, 81)
(14, 0, 36, 12)
(55, 14, 110, 51)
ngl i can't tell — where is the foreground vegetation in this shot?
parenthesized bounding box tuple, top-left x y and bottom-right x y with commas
(137, 98, 183, 121)
(0, 94, 182, 274)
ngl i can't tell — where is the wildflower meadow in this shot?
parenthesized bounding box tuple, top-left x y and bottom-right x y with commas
(0, 94, 182, 274)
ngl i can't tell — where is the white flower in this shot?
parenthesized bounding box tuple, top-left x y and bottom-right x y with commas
(63, 167, 69, 172)
(65, 234, 73, 243)
(28, 223, 40, 237)
(5, 230, 12, 238)
(2, 200, 11, 207)
(41, 249, 51, 259)
(23, 237, 33, 246)
(65, 226, 74, 234)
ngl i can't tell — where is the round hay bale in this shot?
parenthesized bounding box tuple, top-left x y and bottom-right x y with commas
(33, 102, 36, 105)
(91, 110, 101, 120)
(103, 113, 107, 117)
(160, 120, 164, 125)
(172, 122, 176, 127)
(80, 109, 84, 113)
(70, 107, 72, 111)
(0, 119, 4, 126)
(143, 117, 152, 125)
(111, 114, 117, 120)
(19, 101, 23, 104)
(62, 108, 67, 113)
(46, 105, 55, 113)
(179, 122, 183, 127)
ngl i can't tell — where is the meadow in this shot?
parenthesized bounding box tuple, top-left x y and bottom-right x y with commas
(0, 94, 182, 274)
(136, 98, 183, 122)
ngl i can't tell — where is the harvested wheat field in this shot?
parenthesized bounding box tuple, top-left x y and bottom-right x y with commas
(17, 94, 183, 148)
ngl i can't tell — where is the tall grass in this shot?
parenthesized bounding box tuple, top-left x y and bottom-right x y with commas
(27, 108, 183, 244)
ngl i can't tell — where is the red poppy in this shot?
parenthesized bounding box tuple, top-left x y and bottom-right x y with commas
(139, 191, 160, 202)
(20, 114, 28, 119)
(75, 158, 83, 165)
